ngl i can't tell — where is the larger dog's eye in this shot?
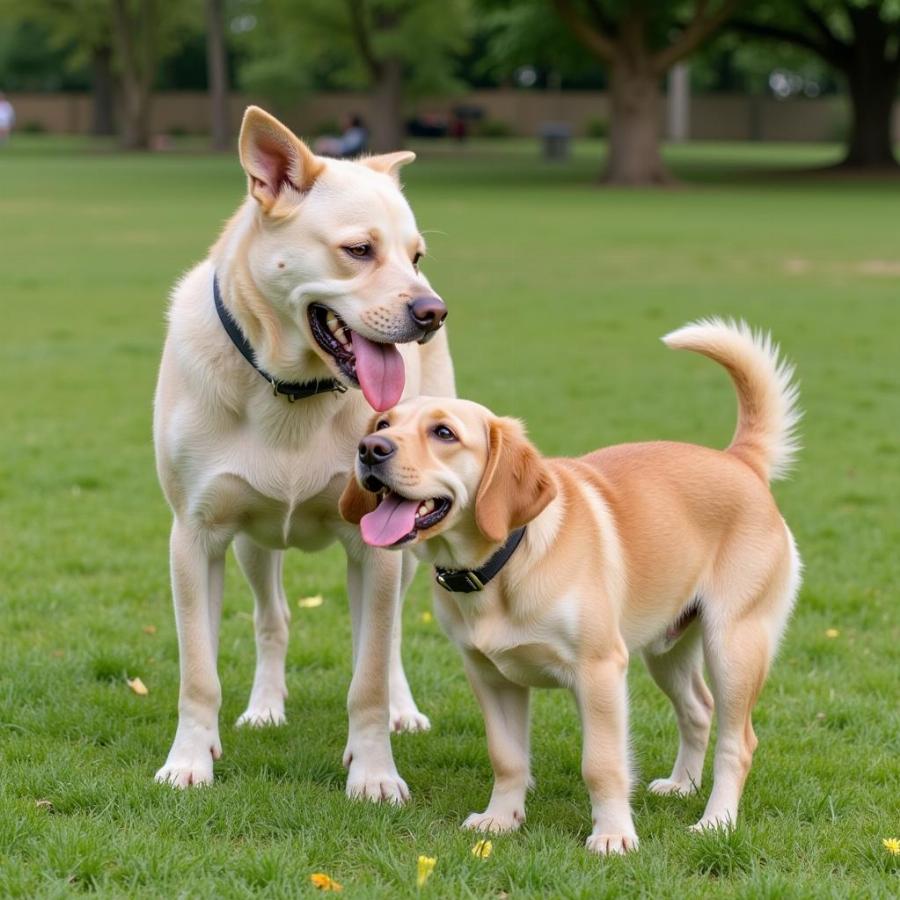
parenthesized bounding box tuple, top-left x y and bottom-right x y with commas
(344, 243, 372, 260)
(432, 424, 457, 442)
(413, 251, 423, 270)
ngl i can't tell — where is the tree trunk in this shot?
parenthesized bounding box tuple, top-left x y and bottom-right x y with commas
(606, 61, 669, 185)
(205, 0, 229, 151)
(111, 0, 156, 151)
(369, 57, 405, 152)
(90, 45, 116, 136)
(842, 64, 899, 169)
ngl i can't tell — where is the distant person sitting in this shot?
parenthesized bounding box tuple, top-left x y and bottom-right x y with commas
(314, 115, 368, 158)
(0, 93, 15, 144)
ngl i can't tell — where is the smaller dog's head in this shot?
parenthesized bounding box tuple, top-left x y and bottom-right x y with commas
(340, 398, 556, 555)
(237, 107, 446, 411)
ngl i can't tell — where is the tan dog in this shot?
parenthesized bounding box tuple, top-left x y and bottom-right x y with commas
(341, 320, 801, 851)
(154, 106, 454, 799)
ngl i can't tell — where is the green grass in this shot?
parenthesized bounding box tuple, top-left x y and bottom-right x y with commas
(1, 135, 899, 898)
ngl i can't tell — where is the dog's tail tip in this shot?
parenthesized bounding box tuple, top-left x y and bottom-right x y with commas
(662, 317, 802, 482)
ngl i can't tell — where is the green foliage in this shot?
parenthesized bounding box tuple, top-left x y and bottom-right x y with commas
(234, 0, 472, 104)
(1, 135, 899, 895)
(0, 0, 202, 89)
(584, 116, 608, 138)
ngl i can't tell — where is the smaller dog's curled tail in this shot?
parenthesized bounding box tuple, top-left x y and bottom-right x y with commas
(662, 318, 801, 482)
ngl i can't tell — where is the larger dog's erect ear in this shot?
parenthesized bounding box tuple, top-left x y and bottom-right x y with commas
(339, 474, 379, 525)
(361, 151, 416, 182)
(239, 106, 324, 213)
(475, 417, 557, 544)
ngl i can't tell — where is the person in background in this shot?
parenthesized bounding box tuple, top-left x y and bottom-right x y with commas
(314, 114, 369, 158)
(0, 92, 15, 145)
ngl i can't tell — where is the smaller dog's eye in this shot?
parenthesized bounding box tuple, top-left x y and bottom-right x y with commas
(432, 424, 456, 442)
(375, 419, 390, 431)
(413, 252, 423, 268)
(344, 243, 372, 259)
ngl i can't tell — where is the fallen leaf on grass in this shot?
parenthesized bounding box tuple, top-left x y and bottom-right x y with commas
(471, 839, 493, 858)
(420, 611, 433, 624)
(35, 799, 53, 811)
(825, 628, 839, 638)
(143, 625, 157, 635)
(127, 677, 148, 696)
(417, 855, 436, 887)
(309, 873, 343, 892)
(298, 595, 324, 609)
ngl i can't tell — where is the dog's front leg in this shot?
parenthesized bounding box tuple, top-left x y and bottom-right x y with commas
(347, 552, 428, 734)
(155, 520, 225, 788)
(576, 646, 639, 854)
(343, 548, 409, 804)
(461, 650, 531, 833)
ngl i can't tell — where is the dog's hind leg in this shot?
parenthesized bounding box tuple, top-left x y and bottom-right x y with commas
(693, 532, 800, 831)
(388, 552, 430, 733)
(234, 535, 290, 728)
(644, 622, 713, 797)
(155, 520, 225, 787)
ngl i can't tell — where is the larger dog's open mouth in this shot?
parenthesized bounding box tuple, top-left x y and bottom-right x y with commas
(308, 304, 405, 411)
(359, 488, 452, 548)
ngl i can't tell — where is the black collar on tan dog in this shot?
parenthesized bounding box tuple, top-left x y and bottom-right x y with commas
(435, 527, 526, 593)
(213, 273, 347, 402)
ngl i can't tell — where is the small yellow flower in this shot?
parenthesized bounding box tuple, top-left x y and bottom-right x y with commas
(309, 872, 343, 892)
(825, 628, 839, 638)
(471, 839, 493, 859)
(420, 610, 433, 624)
(883, 837, 900, 856)
(417, 855, 436, 888)
(298, 595, 324, 608)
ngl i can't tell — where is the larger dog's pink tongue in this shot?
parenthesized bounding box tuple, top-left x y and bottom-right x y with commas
(351, 331, 405, 412)
(361, 493, 418, 547)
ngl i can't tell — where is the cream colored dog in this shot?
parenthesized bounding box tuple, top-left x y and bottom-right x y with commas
(153, 106, 454, 799)
(341, 320, 801, 850)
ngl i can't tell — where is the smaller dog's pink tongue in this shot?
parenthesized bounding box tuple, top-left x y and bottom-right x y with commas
(351, 331, 405, 412)
(360, 493, 419, 547)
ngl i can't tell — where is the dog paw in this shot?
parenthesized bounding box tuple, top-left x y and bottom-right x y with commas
(390, 707, 431, 734)
(690, 814, 734, 833)
(648, 777, 697, 796)
(236, 705, 286, 728)
(155, 751, 218, 789)
(345, 759, 409, 805)
(462, 809, 524, 833)
(585, 832, 639, 855)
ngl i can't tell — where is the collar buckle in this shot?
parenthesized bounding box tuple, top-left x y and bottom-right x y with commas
(464, 571, 485, 591)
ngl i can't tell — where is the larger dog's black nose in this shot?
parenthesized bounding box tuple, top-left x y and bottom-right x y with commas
(358, 434, 396, 466)
(408, 295, 447, 334)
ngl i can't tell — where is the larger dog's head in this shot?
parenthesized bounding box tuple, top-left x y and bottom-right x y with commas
(234, 106, 446, 411)
(339, 398, 556, 558)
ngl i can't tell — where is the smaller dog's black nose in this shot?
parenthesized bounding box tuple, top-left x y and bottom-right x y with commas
(408, 295, 448, 334)
(358, 434, 396, 466)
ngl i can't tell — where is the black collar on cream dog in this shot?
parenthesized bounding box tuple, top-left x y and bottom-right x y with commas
(213, 274, 347, 402)
(435, 527, 526, 593)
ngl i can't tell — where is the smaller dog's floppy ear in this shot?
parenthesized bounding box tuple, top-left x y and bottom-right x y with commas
(361, 151, 416, 181)
(339, 474, 378, 525)
(239, 106, 324, 213)
(475, 417, 557, 544)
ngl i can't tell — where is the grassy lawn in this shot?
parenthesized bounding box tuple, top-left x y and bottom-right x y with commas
(1, 135, 898, 898)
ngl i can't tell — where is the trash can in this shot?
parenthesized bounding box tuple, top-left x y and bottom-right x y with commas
(539, 122, 572, 161)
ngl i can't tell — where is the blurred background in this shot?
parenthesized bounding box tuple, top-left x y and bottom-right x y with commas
(0, 0, 898, 178)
